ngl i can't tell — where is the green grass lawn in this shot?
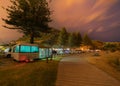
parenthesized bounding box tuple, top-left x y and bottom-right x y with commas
(87, 51, 120, 81)
(0, 56, 62, 86)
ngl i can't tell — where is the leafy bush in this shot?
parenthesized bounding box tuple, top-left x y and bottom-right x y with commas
(103, 43, 118, 52)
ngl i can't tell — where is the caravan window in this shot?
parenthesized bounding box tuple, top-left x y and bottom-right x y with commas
(13, 45, 39, 53)
(20, 46, 31, 53)
(31, 46, 39, 53)
(14, 46, 19, 53)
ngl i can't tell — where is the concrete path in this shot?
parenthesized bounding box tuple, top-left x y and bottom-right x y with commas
(56, 54, 120, 86)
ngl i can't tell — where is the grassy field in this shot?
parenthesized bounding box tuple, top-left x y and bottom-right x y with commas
(0, 56, 62, 86)
(87, 51, 120, 81)
(1, 51, 120, 85)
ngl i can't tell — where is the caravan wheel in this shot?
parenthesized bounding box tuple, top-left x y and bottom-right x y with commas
(6, 54, 11, 58)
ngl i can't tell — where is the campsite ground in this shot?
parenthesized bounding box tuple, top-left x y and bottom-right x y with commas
(0, 55, 62, 86)
(0, 51, 120, 86)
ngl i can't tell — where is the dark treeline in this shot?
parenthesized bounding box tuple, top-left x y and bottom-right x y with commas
(17, 27, 94, 48)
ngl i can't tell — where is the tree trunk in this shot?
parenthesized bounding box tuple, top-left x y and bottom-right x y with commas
(30, 33, 34, 44)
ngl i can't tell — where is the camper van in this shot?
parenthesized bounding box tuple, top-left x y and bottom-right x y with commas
(8, 44, 39, 62)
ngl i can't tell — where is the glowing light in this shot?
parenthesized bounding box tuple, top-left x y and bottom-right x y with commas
(14, 45, 39, 53)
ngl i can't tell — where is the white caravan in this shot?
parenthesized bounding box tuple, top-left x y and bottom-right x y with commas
(10, 43, 39, 62)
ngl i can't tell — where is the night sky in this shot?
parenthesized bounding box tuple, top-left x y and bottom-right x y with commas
(0, 0, 120, 43)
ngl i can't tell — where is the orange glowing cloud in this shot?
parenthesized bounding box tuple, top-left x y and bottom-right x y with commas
(84, 0, 118, 23)
(0, 0, 120, 42)
(92, 0, 118, 10)
(50, 0, 120, 41)
(52, 0, 118, 25)
(0, 0, 22, 43)
(51, 0, 118, 29)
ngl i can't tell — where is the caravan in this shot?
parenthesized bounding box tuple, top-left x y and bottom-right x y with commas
(7, 44, 39, 62)
(4, 43, 52, 62)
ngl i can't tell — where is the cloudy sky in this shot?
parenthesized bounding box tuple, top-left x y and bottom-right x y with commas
(0, 0, 120, 43)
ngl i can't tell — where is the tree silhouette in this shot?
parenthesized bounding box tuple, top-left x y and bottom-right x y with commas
(3, 0, 52, 44)
(75, 32, 82, 47)
(58, 27, 68, 47)
(68, 33, 75, 47)
(83, 34, 93, 46)
(68, 32, 82, 48)
(40, 29, 60, 46)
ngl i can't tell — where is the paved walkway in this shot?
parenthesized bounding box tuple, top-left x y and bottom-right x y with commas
(56, 54, 120, 86)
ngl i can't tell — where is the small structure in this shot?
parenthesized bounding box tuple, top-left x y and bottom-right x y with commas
(39, 46, 52, 59)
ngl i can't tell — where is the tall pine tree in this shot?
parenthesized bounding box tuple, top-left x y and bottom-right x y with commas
(83, 34, 93, 46)
(68, 33, 75, 48)
(58, 27, 68, 47)
(75, 32, 82, 47)
(3, 0, 52, 44)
